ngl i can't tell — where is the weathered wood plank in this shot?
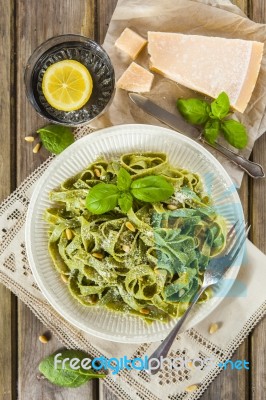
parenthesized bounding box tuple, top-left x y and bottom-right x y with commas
(96, 0, 118, 43)
(234, 0, 248, 14)
(248, 2, 266, 399)
(248, 1, 266, 399)
(0, 1, 17, 399)
(249, 128, 266, 400)
(249, 0, 266, 23)
(17, 311, 97, 399)
(15, 0, 96, 398)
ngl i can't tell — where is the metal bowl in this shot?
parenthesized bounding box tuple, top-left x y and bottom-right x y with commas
(24, 34, 115, 127)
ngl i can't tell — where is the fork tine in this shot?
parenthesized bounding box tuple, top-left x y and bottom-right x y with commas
(228, 224, 250, 263)
(226, 220, 243, 251)
(227, 220, 239, 239)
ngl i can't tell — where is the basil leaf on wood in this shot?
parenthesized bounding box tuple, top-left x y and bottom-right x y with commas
(221, 119, 248, 149)
(177, 98, 210, 125)
(117, 168, 132, 191)
(118, 192, 133, 213)
(86, 183, 119, 214)
(37, 124, 74, 154)
(131, 176, 174, 202)
(39, 350, 105, 388)
(210, 92, 230, 120)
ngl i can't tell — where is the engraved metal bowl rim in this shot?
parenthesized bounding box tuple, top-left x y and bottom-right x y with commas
(24, 34, 115, 127)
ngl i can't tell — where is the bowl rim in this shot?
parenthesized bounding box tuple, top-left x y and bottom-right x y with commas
(25, 123, 245, 342)
(24, 34, 115, 127)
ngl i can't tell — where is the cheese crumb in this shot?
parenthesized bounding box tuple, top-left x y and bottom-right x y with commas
(115, 28, 147, 60)
(116, 62, 154, 93)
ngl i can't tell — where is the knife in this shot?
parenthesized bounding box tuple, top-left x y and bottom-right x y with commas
(129, 93, 265, 179)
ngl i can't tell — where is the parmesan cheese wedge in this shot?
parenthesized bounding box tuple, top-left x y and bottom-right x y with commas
(116, 62, 154, 93)
(148, 32, 264, 112)
(115, 28, 147, 60)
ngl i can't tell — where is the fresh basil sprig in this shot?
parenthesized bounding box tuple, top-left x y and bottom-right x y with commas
(131, 175, 174, 202)
(176, 98, 210, 125)
(210, 91, 230, 120)
(221, 119, 248, 149)
(176, 92, 248, 149)
(117, 167, 132, 190)
(204, 119, 220, 144)
(86, 183, 120, 214)
(39, 349, 105, 388)
(37, 124, 74, 154)
(86, 168, 174, 215)
(118, 192, 133, 213)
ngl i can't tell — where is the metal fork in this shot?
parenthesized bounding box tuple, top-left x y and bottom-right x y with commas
(148, 221, 250, 374)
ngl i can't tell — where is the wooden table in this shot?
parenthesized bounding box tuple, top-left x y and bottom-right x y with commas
(0, 0, 265, 399)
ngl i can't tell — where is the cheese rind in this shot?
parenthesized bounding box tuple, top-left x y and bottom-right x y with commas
(115, 28, 147, 60)
(148, 32, 264, 113)
(116, 62, 154, 93)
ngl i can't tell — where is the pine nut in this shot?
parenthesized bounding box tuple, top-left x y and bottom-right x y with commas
(209, 323, 219, 334)
(125, 221, 136, 232)
(24, 136, 35, 142)
(33, 143, 41, 153)
(39, 334, 49, 344)
(167, 204, 177, 210)
(91, 252, 104, 259)
(187, 361, 193, 369)
(65, 228, 73, 240)
(140, 308, 150, 315)
(61, 274, 68, 284)
(94, 168, 101, 177)
(122, 244, 130, 253)
(90, 294, 98, 304)
(185, 384, 199, 392)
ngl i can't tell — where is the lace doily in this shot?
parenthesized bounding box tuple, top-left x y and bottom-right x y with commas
(0, 125, 266, 400)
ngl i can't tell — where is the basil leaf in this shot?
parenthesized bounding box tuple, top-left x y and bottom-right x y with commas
(203, 120, 220, 144)
(221, 119, 248, 149)
(131, 176, 174, 202)
(118, 192, 133, 213)
(211, 92, 230, 120)
(117, 168, 132, 191)
(37, 124, 74, 154)
(177, 98, 210, 125)
(86, 183, 119, 214)
(39, 349, 105, 388)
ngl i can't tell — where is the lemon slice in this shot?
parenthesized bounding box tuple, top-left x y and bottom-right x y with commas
(42, 60, 93, 111)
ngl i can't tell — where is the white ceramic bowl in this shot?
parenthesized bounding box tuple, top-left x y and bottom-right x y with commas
(25, 124, 244, 343)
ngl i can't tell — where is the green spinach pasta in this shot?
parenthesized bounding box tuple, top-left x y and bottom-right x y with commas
(45, 152, 227, 323)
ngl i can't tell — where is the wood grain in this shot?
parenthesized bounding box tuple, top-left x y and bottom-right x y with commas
(15, 0, 96, 398)
(234, 0, 248, 14)
(249, 134, 266, 400)
(248, 3, 266, 399)
(249, 0, 266, 23)
(0, 1, 17, 399)
(96, 0, 118, 43)
(17, 312, 96, 400)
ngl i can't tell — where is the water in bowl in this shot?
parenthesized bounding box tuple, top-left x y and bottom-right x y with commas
(26, 37, 115, 126)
